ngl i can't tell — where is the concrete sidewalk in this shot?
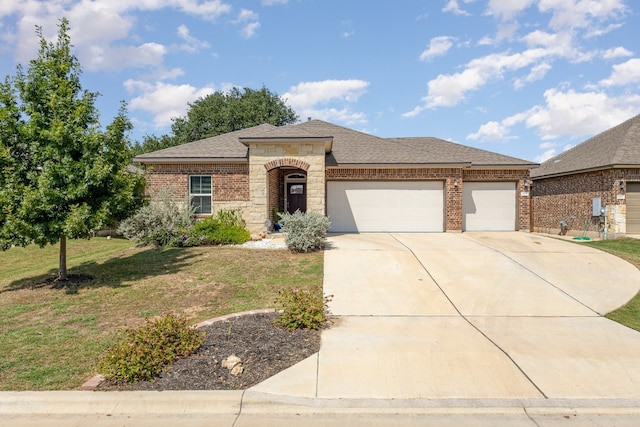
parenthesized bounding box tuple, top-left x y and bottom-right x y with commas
(3, 390, 640, 426)
(3, 232, 640, 425)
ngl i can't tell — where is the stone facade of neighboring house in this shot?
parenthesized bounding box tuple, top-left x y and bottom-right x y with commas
(135, 120, 536, 234)
(531, 114, 640, 237)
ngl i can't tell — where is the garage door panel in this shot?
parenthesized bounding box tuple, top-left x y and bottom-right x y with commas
(327, 181, 444, 233)
(627, 183, 640, 234)
(463, 182, 516, 231)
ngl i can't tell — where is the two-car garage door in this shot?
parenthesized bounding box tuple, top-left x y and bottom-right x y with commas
(327, 181, 444, 232)
(327, 180, 517, 233)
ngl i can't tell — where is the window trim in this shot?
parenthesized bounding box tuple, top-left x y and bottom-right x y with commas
(189, 175, 212, 215)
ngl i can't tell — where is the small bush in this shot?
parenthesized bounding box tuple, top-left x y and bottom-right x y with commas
(190, 209, 250, 245)
(117, 193, 195, 247)
(99, 312, 205, 383)
(278, 210, 330, 252)
(275, 287, 332, 330)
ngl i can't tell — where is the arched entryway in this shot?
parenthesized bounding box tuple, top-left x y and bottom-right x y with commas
(265, 159, 309, 223)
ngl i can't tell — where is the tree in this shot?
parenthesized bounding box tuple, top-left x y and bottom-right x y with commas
(172, 86, 298, 145)
(0, 18, 144, 282)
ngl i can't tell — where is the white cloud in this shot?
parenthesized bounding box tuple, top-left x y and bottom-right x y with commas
(599, 58, 640, 87)
(410, 48, 551, 111)
(261, 0, 288, 5)
(466, 110, 531, 142)
(534, 148, 557, 163)
(513, 62, 552, 89)
(283, 79, 370, 124)
(3, 0, 232, 70)
(602, 47, 633, 59)
(85, 42, 167, 72)
(538, 0, 627, 31)
(467, 120, 510, 142)
(125, 80, 215, 128)
(468, 86, 640, 150)
(235, 9, 260, 38)
(419, 36, 455, 61)
(176, 25, 210, 53)
(485, 0, 536, 21)
(442, 0, 471, 16)
(527, 88, 640, 140)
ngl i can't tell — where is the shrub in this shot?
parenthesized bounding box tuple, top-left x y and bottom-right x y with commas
(190, 209, 250, 245)
(275, 287, 332, 330)
(99, 312, 205, 383)
(117, 193, 195, 247)
(278, 210, 330, 252)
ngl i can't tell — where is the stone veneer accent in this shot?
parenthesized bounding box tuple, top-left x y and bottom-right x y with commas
(247, 142, 326, 233)
(532, 168, 639, 237)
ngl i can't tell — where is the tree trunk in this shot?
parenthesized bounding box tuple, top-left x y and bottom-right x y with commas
(58, 235, 68, 281)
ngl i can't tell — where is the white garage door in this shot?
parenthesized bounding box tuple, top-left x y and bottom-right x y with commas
(463, 182, 516, 231)
(327, 181, 444, 232)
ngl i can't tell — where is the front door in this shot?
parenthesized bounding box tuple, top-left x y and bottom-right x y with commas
(287, 183, 307, 213)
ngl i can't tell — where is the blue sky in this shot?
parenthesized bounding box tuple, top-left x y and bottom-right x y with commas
(1, 0, 639, 163)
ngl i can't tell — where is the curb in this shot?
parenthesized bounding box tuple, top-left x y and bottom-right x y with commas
(79, 308, 279, 391)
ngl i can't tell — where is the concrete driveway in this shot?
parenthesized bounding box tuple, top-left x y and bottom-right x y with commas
(250, 232, 640, 402)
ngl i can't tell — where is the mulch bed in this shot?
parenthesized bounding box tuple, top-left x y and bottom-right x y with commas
(95, 311, 321, 391)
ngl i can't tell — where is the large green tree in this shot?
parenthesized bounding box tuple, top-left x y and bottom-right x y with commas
(132, 86, 298, 155)
(0, 18, 144, 281)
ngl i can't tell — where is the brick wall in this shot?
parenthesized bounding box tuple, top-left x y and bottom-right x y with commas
(145, 163, 249, 203)
(532, 168, 635, 235)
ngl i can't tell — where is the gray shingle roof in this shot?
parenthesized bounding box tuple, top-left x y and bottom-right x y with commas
(531, 114, 640, 179)
(132, 124, 276, 161)
(134, 120, 536, 167)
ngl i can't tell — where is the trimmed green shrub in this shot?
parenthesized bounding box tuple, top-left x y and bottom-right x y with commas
(117, 193, 195, 247)
(278, 210, 330, 252)
(99, 312, 205, 383)
(190, 209, 250, 245)
(275, 287, 332, 330)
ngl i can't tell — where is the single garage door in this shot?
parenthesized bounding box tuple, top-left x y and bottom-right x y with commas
(626, 183, 640, 234)
(327, 181, 444, 232)
(463, 182, 516, 231)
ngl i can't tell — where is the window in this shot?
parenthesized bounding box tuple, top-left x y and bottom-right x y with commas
(189, 175, 212, 214)
(290, 184, 304, 194)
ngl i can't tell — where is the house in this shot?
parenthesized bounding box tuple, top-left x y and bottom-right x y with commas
(134, 120, 536, 234)
(531, 114, 640, 237)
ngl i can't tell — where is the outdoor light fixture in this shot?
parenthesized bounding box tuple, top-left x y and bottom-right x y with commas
(620, 180, 625, 191)
(453, 178, 458, 187)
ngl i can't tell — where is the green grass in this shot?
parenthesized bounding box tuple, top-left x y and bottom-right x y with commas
(0, 237, 323, 390)
(584, 238, 640, 331)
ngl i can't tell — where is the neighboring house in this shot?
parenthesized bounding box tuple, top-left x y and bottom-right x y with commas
(134, 120, 536, 234)
(531, 114, 640, 237)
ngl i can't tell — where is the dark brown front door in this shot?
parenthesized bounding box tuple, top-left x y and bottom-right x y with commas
(287, 183, 307, 213)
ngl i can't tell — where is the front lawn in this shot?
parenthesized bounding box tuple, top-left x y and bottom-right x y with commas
(584, 238, 640, 331)
(0, 238, 323, 390)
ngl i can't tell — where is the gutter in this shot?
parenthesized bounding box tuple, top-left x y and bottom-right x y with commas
(530, 164, 625, 180)
(133, 157, 248, 164)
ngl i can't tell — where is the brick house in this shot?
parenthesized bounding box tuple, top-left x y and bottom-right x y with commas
(531, 114, 640, 237)
(134, 120, 536, 234)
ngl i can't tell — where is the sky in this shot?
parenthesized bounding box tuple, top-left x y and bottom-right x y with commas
(1, 0, 639, 163)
